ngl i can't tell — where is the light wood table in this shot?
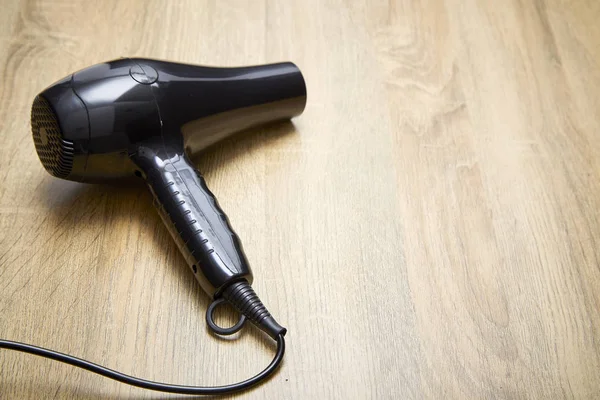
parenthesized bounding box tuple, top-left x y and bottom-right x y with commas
(1, 1, 599, 398)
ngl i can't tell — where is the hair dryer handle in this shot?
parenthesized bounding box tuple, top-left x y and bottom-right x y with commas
(133, 145, 253, 296)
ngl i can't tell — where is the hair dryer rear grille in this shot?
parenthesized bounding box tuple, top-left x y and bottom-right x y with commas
(31, 96, 74, 178)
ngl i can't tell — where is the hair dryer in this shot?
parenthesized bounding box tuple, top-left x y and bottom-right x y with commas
(1, 58, 306, 395)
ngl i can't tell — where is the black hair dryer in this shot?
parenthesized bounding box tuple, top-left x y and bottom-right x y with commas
(23, 58, 306, 394)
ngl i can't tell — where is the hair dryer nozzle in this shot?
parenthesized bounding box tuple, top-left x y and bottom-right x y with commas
(165, 60, 307, 154)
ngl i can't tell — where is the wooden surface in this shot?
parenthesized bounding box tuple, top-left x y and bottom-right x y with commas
(1, 0, 599, 398)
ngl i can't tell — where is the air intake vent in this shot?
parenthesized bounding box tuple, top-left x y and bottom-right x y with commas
(31, 96, 74, 178)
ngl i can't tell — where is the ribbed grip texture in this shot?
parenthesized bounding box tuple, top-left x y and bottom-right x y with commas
(223, 281, 272, 324)
(133, 147, 252, 296)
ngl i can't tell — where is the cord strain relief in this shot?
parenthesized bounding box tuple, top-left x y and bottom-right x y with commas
(222, 280, 287, 340)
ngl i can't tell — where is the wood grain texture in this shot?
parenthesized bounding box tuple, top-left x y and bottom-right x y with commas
(1, 0, 599, 398)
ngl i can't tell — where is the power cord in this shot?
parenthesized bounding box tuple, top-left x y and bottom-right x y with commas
(0, 334, 285, 395)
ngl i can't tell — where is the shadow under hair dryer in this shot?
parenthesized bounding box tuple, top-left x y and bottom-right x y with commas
(0, 58, 306, 395)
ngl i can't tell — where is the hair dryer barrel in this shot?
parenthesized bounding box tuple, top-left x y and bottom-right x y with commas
(32, 58, 306, 181)
(140, 59, 307, 154)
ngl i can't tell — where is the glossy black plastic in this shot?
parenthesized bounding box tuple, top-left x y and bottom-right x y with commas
(32, 58, 307, 297)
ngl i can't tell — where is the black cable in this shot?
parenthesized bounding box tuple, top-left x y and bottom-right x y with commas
(0, 334, 285, 395)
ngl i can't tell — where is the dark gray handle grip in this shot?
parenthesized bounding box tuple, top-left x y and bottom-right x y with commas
(134, 146, 253, 296)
